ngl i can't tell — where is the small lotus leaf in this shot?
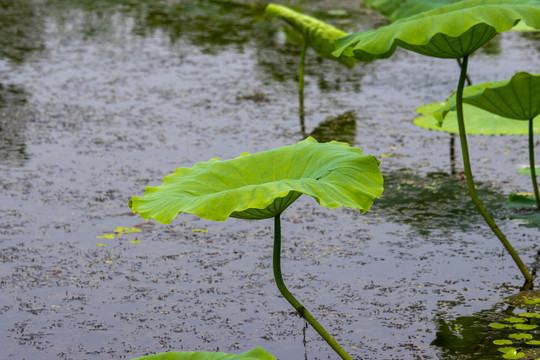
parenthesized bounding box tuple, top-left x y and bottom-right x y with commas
(518, 312, 539, 318)
(506, 317, 526, 323)
(494, 339, 515, 345)
(414, 103, 540, 135)
(414, 73, 540, 132)
(503, 349, 526, 359)
(514, 324, 538, 330)
(518, 166, 540, 176)
(334, 0, 540, 60)
(509, 333, 533, 340)
(490, 322, 509, 329)
(130, 137, 384, 224)
(130, 347, 276, 360)
(526, 340, 540, 346)
(499, 347, 518, 354)
(265, 4, 356, 68)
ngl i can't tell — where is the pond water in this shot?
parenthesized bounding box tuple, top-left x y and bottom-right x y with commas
(1, 1, 540, 359)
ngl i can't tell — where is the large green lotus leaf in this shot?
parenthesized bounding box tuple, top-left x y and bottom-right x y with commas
(462, 72, 540, 120)
(333, 0, 540, 60)
(414, 102, 540, 135)
(265, 4, 356, 68)
(131, 347, 276, 360)
(129, 137, 383, 224)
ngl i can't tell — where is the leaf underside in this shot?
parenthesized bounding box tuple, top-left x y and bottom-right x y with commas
(334, 0, 540, 60)
(265, 3, 356, 68)
(129, 137, 384, 224)
(130, 347, 276, 360)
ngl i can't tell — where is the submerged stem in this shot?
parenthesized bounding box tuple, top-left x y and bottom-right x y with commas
(455, 55, 532, 283)
(298, 41, 307, 136)
(529, 118, 540, 210)
(273, 215, 353, 360)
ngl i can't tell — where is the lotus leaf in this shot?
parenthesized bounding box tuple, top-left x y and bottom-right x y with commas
(334, 0, 540, 60)
(131, 347, 276, 360)
(129, 137, 383, 224)
(265, 4, 356, 68)
(461, 72, 540, 121)
(414, 103, 540, 135)
(518, 166, 540, 176)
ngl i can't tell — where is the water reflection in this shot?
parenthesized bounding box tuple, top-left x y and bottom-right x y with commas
(433, 286, 540, 360)
(50, 0, 268, 52)
(373, 169, 507, 235)
(309, 110, 356, 145)
(0, 0, 45, 64)
(0, 84, 30, 166)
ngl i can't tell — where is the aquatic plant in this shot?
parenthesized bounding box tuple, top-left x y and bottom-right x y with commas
(333, 0, 540, 283)
(129, 137, 384, 360)
(265, 4, 356, 133)
(417, 72, 540, 209)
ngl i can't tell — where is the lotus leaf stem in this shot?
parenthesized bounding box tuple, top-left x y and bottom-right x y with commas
(298, 41, 307, 135)
(455, 55, 532, 283)
(273, 215, 353, 360)
(529, 118, 540, 210)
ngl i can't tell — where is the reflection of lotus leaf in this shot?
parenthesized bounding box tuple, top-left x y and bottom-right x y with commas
(334, 0, 540, 60)
(309, 110, 357, 145)
(131, 347, 276, 360)
(130, 137, 383, 223)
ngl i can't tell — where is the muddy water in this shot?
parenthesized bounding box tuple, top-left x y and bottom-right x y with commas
(1, 1, 540, 359)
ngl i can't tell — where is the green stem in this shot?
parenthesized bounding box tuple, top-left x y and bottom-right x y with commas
(298, 41, 307, 136)
(273, 215, 353, 360)
(455, 55, 532, 283)
(529, 117, 540, 210)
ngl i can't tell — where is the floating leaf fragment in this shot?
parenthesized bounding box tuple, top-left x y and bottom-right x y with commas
(97, 234, 114, 239)
(96, 243, 108, 247)
(192, 229, 209, 233)
(114, 227, 142, 234)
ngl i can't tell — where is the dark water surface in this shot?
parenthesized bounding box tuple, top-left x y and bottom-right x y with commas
(1, 1, 540, 359)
